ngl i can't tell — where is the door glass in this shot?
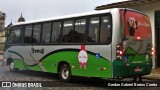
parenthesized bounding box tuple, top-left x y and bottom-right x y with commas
(88, 17, 100, 42)
(42, 22, 51, 43)
(52, 22, 61, 43)
(24, 25, 32, 43)
(33, 24, 41, 43)
(62, 20, 74, 43)
(74, 19, 86, 43)
(8, 27, 22, 44)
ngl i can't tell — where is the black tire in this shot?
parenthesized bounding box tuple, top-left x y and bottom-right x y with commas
(133, 76, 142, 82)
(138, 76, 142, 82)
(9, 60, 18, 72)
(59, 64, 71, 81)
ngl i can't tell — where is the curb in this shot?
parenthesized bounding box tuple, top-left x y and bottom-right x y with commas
(143, 77, 160, 81)
(143, 75, 160, 81)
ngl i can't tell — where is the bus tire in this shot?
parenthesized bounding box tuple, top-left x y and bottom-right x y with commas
(9, 60, 18, 72)
(59, 64, 71, 81)
(138, 76, 142, 82)
(133, 76, 142, 82)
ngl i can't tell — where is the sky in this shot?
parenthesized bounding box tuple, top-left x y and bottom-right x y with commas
(0, 0, 127, 26)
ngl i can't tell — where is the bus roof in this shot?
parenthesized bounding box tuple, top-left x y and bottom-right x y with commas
(13, 9, 112, 26)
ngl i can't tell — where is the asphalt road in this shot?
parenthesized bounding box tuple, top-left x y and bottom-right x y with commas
(0, 55, 160, 90)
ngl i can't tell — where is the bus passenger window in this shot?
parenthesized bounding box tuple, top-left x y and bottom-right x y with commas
(62, 20, 74, 43)
(52, 22, 61, 43)
(42, 22, 51, 43)
(100, 16, 111, 43)
(88, 17, 100, 42)
(33, 24, 41, 43)
(74, 19, 86, 43)
(24, 25, 32, 43)
(8, 27, 22, 44)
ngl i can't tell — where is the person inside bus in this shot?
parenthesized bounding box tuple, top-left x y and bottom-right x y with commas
(62, 29, 74, 43)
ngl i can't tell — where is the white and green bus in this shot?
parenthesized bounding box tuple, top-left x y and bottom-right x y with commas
(4, 8, 153, 81)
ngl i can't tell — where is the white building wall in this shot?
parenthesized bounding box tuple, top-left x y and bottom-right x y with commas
(129, 3, 160, 69)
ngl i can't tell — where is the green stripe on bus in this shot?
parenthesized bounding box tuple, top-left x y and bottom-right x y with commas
(8, 50, 42, 70)
(8, 50, 24, 60)
(40, 51, 112, 78)
(14, 59, 42, 71)
(8, 50, 112, 78)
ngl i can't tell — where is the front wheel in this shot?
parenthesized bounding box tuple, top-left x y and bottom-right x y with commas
(59, 64, 71, 81)
(9, 61, 18, 72)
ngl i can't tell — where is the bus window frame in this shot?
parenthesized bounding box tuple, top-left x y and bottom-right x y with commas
(6, 13, 112, 46)
(61, 18, 75, 44)
(32, 23, 42, 44)
(74, 18, 88, 44)
(41, 21, 52, 44)
(54, 13, 112, 45)
(85, 13, 112, 45)
(23, 24, 33, 44)
(51, 20, 63, 44)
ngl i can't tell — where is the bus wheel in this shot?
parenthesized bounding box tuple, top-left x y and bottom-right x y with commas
(133, 76, 142, 82)
(59, 64, 71, 81)
(9, 61, 18, 72)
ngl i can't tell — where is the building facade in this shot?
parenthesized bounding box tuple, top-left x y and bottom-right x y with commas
(0, 12, 25, 43)
(0, 11, 6, 43)
(18, 13, 25, 23)
(96, 0, 160, 69)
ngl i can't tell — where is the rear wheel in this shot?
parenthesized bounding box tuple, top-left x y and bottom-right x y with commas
(59, 64, 71, 81)
(9, 61, 18, 72)
(133, 76, 142, 82)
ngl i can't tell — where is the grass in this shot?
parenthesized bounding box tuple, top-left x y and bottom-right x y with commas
(0, 44, 4, 51)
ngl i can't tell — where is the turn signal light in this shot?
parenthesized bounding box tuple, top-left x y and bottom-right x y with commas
(150, 47, 154, 56)
(116, 44, 123, 60)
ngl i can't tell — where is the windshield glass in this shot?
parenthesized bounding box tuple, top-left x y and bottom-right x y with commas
(125, 10, 151, 39)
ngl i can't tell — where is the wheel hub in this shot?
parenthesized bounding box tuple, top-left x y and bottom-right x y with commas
(10, 62, 14, 70)
(62, 68, 69, 79)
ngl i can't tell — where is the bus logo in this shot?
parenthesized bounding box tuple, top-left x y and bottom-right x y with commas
(78, 45, 88, 69)
(95, 53, 100, 59)
(134, 67, 143, 72)
(31, 48, 44, 54)
(124, 56, 128, 62)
